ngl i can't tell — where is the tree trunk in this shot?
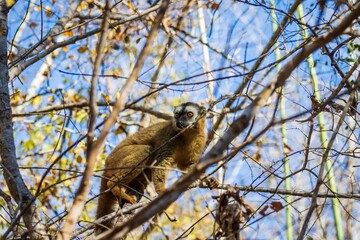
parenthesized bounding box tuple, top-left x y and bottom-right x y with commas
(0, 2, 47, 239)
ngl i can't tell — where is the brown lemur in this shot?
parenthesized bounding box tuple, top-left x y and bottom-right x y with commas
(95, 102, 218, 234)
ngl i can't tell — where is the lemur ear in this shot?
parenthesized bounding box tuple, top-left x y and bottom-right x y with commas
(199, 106, 206, 115)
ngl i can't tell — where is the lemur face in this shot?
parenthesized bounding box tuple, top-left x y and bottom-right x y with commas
(173, 102, 205, 129)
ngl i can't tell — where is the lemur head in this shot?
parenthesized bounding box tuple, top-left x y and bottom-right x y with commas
(173, 102, 206, 130)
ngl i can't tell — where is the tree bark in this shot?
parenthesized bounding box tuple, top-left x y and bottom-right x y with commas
(0, 2, 47, 239)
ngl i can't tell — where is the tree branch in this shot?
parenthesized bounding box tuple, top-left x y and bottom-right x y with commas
(8, 3, 161, 81)
(57, 1, 111, 238)
(206, 0, 303, 144)
(297, 75, 360, 239)
(12, 102, 172, 120)
(96, 3, 360, 239)
(57, 0, 171, 238)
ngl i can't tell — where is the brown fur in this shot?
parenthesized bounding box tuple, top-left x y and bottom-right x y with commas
(95, 104, 206, 234)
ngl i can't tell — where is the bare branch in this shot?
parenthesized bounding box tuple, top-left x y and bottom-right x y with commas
(12, 102, 172, 120)
(297, 76, 360, 239)
(206, 0, 303, 144)
(196, 184, 360, 200)
(9, 0, 81, 68)
(56, 1, 110, 238)
(8, 3, 161, 81)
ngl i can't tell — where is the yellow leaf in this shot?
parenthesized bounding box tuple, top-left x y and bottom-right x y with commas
(63, 30, 74, 37)
(48, 95, 55, 103)
(80, 1, 88, 10)
(74, 110, 88, 123)
(6, 0, 15, 7)
(62, 46, 69, 52)
(113, 69, 121, 78)
(90, 49, 96, 55)
(32, 96, 42, 107)
(74, 94, 81, 102)
(77, 46, 88, 53)
(64, 180, 70, 187)
(101, 93, 110, 102)
(127, 1, 134, 12)
(35, 6, 41, 11)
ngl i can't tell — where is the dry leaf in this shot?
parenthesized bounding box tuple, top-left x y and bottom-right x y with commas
(259, 205, 269, 216)
(29, 22, 38, 28)
(211, 3, 220, 10)
(270, 201, 283, 212)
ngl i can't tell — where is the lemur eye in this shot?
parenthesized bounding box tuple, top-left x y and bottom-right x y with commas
(187, 112, 193, 118)
(174, 112, 180, 118)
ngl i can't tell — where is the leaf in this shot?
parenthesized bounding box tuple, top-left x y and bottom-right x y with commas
(63, 30, 74, 37)
(24, 139, 36, 151)
(101, 93, 111, 102)
(259, 205, 269, 216)
(32, 96, 42, 107)
(45, 6, 53, 18)
(113, 68, 121, 78)
(76, 155, 83, 163)
(74, 110, 88, 123)
(252, 151, 261, 162)
(43, 124, 53, 134)
(6, 0, 15, 7)
(29, 22, 38, 28)
(270, 201, 283, 212)
(42, 69, 50, 77)
(77, 46, 89, 53)
(80, 1, 89, 10)
(211, 3, 220, 10)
